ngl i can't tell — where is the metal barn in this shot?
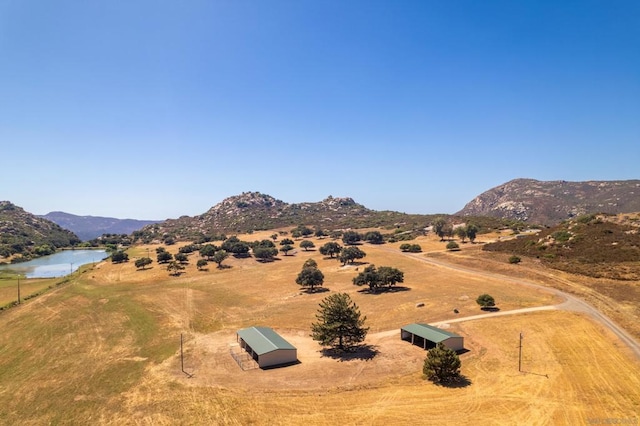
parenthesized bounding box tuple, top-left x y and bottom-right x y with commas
(236, 326, 297, 368)
(401, 323, 464, 352)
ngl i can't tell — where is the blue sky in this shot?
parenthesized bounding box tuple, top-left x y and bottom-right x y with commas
(1, 1, 638, 219)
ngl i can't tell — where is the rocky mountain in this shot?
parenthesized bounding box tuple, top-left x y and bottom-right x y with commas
(136, 191, 518, 243)
(41, 211, 161, 241)
(138, 192, 396, 241)
(457, 179, 640, 226)
(0, 201, 80, 260)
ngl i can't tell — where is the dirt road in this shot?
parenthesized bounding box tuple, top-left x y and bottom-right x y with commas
(391, 249, 640, 359)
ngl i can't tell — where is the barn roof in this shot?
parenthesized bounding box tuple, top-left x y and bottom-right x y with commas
(401, 323, 461, 342)
(237, 326, 296, 356)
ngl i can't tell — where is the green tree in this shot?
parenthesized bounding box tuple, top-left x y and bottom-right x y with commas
(175, 252, 189, 264)
(166, 260, 185, 276)
(280, 244, 294, 256)
(303, 258, 318, 268)
(257, 239, 275, 248)
(296, 225, 313, 238)
(466, 223, 478, 243)
(352, 265, 380, 292)
(446, 241, 460, 251)
(196, 259, 208, 270)
(353, 264, 404, 292)
(315, 228, 328, 238)
(338, 246, 366, 265)
(319, 242, 342, 258)
(342, 231, 362, 245)
(432, 217, 447, 241)
(212, 250, 229, 268)
(157, 251, 173, 264)
(399, 243, 412, 252)
(199, 244, 219, 260)
(476, 294, 496, 309)
(300, 240, 315, 251)
(111, 250, 129, 264)
(423, 342, 461, 384)
(311, 293, 369, 351)
(378, 266, 404, 288)
(254, 246, 278, 262)
(455, 226, 467, 243)
(363, 231, 384, 244)
(280, 238, 294, 246)
(229, 242, 251, 257)
(134, 257, 152, 270)
(296, 267, 325, 292)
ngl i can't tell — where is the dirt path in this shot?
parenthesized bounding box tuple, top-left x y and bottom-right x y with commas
(389, 248, 640, 359)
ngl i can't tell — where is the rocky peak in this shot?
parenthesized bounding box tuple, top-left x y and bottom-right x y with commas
(457, 178, 640, 226)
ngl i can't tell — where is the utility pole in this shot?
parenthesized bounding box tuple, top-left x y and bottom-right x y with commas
(17, 278, 20, 305)
(181, 333, 185, 373)
(518, 332, 523, 372)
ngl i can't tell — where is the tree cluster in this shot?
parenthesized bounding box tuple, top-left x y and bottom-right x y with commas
(352, 264, 404, 293)
(399, 243, 422, 253)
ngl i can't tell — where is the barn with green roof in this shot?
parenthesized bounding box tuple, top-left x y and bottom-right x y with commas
(401, 323, 464, 352)
(236, 326, 298, 368)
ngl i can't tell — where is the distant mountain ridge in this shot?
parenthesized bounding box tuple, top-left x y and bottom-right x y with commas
(41, 211, 161, 241)
(137, 192, 448, 242)
(0, 201, 80, 260)
(457, 178, 640, 226)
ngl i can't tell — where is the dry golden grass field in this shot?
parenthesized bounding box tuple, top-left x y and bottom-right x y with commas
(0, 231, 638, 425)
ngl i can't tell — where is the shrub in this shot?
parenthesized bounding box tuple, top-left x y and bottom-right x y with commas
(446, 241, 460, 251)
(476, 293, 495, 308)
(508, 255, 521, 264)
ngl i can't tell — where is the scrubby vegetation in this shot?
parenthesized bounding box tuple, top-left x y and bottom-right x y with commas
(484, 214, 640, 280)
(0, 202, 80, 262)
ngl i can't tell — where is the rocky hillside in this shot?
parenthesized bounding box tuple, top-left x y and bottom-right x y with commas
(0, 202, 80, 261)
(41, 211, 161, 241)
(483, 213, 640, 280)
(135, 192, 520, 243)
(457, 179, 640, 226)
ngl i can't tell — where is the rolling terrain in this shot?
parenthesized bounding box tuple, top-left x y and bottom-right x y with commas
(0, 229, 638, 424)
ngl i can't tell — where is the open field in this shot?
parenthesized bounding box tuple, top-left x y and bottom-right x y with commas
(0, 232, 638, 424)
(0, 276, 62, 307)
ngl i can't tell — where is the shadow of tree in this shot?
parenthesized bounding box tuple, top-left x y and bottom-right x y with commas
(357, 286, 412, 295)
(320, 344, 379, 362)
(428, 374, 473, 388)
(302, 287, 330, 294)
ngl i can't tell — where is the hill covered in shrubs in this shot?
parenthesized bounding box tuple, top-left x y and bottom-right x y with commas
(483, 213, 640, 280)
(0, 201, 80, 262)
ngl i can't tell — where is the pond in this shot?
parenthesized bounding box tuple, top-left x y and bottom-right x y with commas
(0, 249, 108, 278)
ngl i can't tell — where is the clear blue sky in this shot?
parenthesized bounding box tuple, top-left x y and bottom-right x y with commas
(1, 1, 638, 219)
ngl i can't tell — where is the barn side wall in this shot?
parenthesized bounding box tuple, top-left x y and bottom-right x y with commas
(259, 349, 297, 368)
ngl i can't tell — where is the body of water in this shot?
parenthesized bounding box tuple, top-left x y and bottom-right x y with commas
(0, 249, 108, 278)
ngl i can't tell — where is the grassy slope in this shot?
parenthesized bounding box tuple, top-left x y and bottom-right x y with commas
(0, 232, 638, 424)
